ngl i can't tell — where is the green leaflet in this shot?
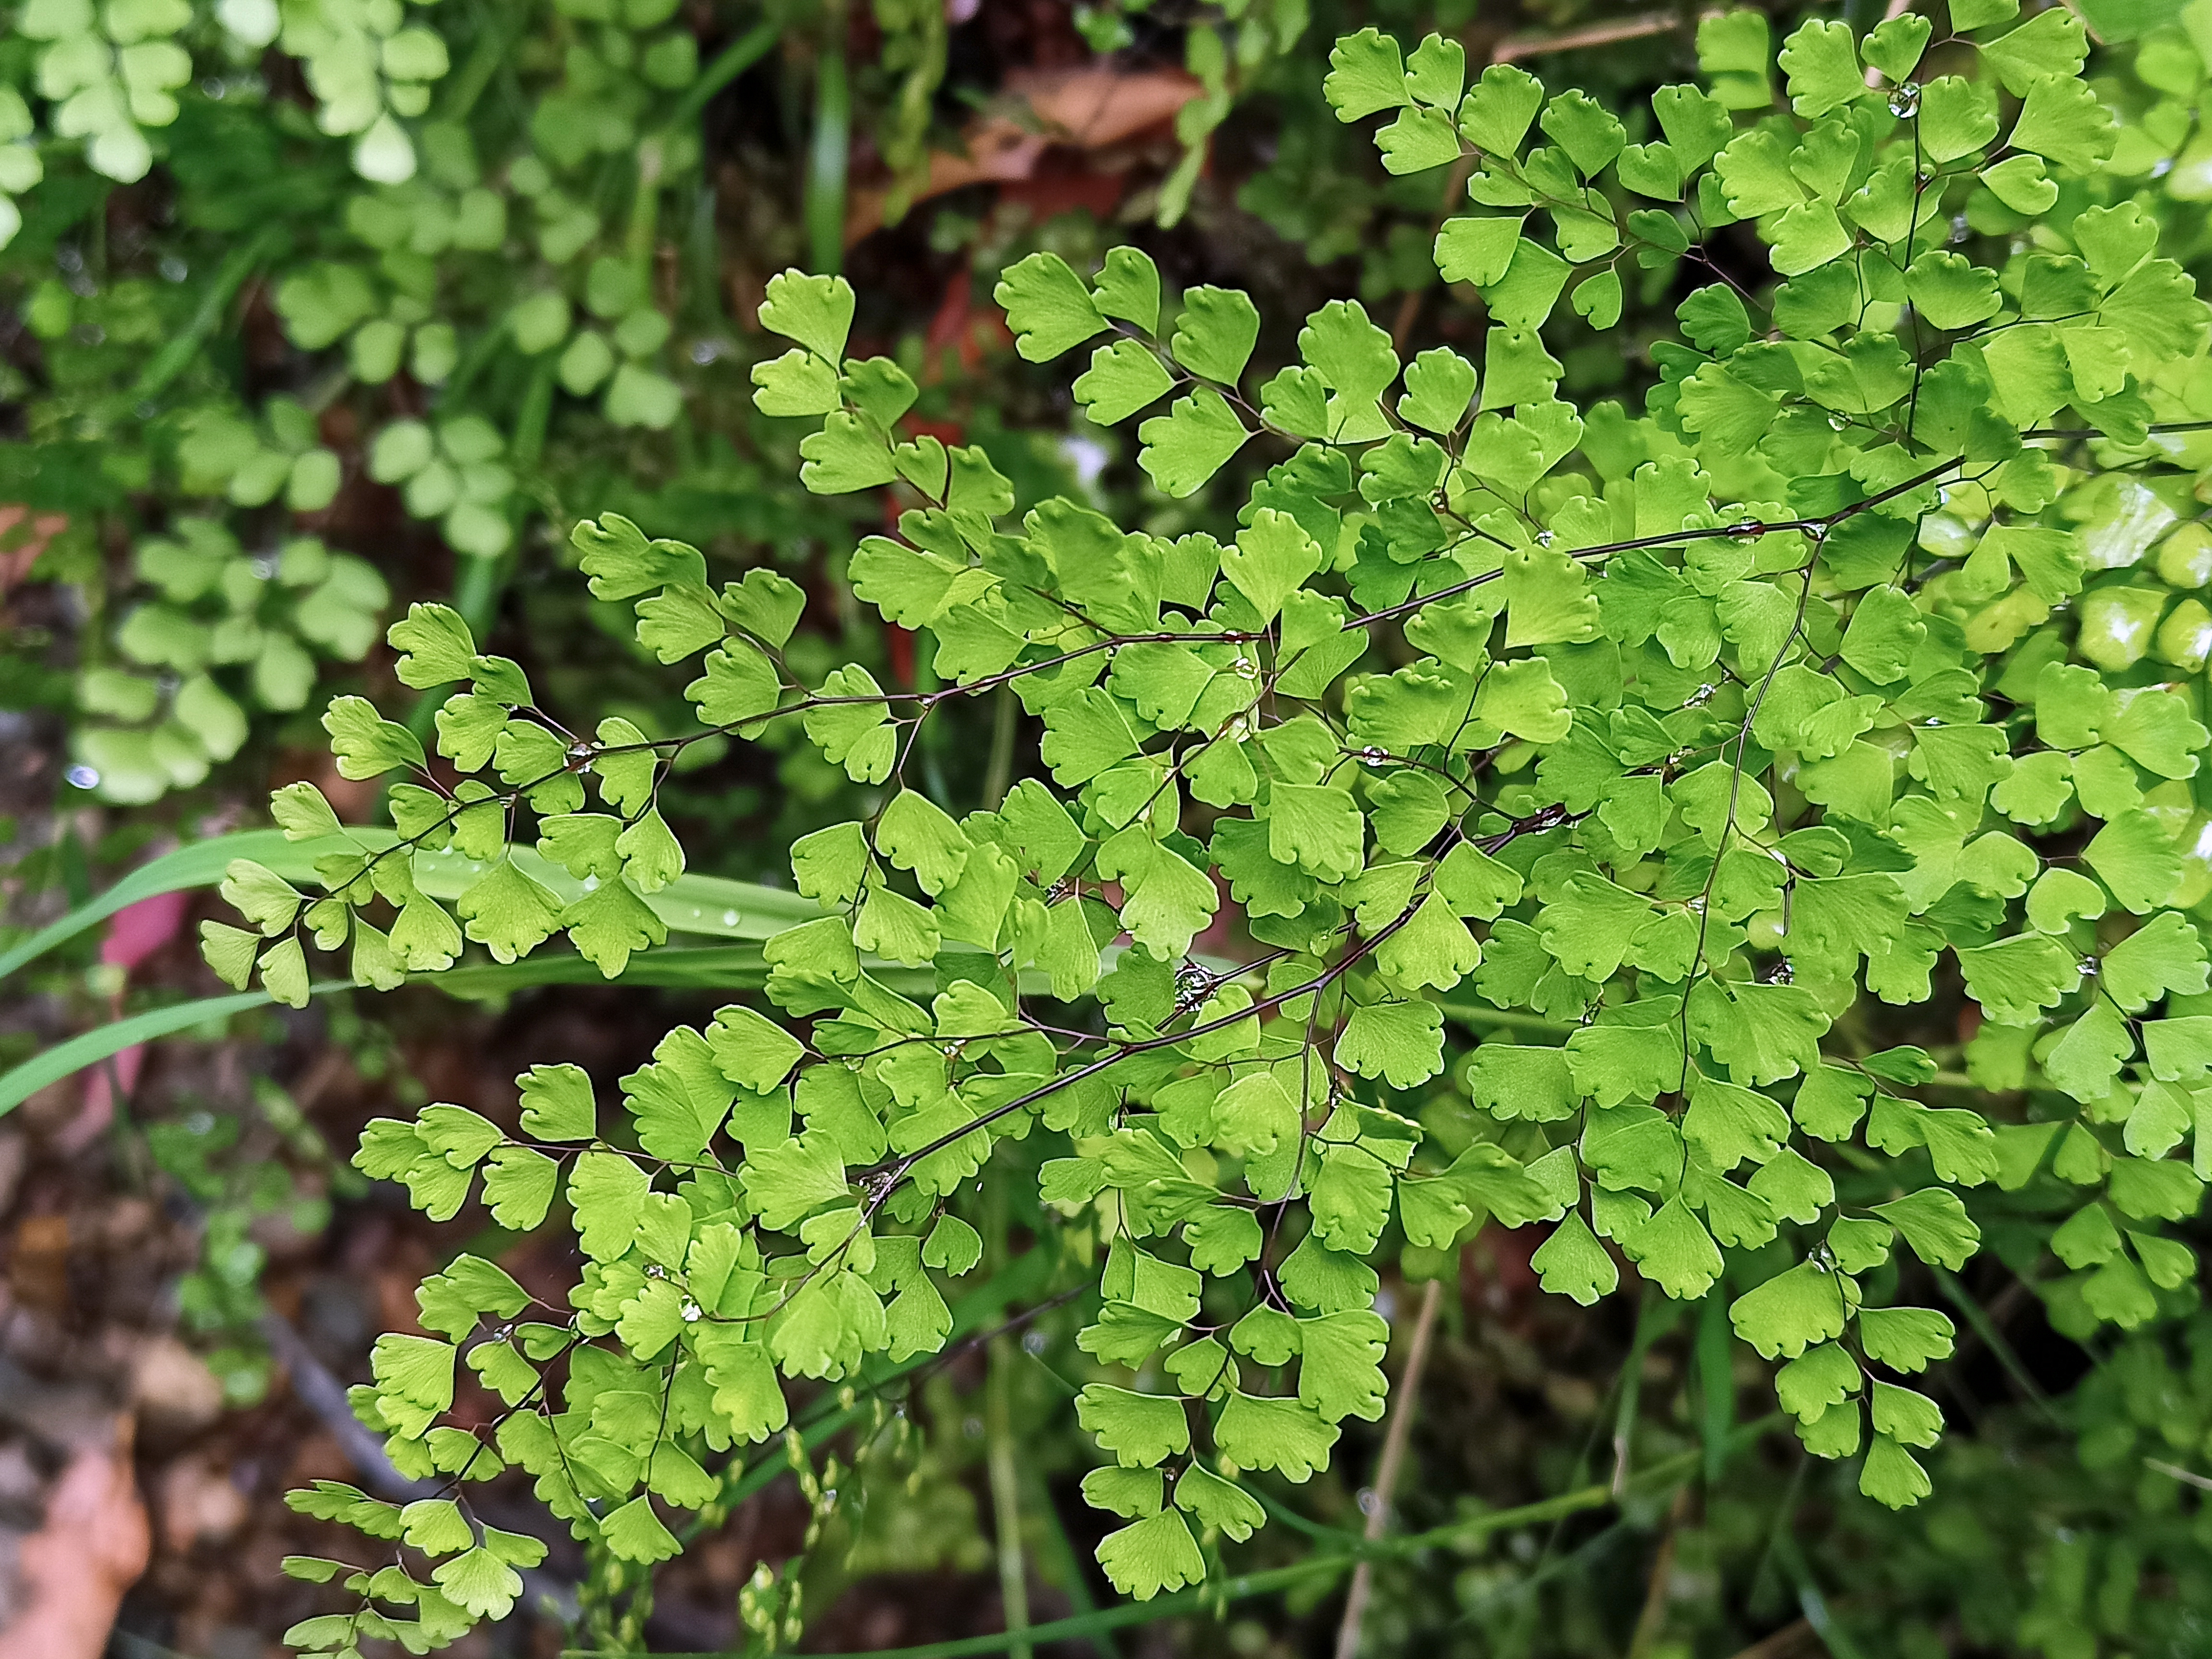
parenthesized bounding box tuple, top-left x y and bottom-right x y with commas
(1138, 387, 1253, 498)
(1075, 338, 1175, 425)
(994, 251, 1107, 362)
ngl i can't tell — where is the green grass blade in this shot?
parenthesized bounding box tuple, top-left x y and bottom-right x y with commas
(0, 830, 302, 982)
(1, 827, 822, 984)
(0, 988, 293, 1113)
(433, 946, 767, 994)
(0, 949, 775, 1114)
(308, 837, 820, 941)
(0, 933, 933, 1118)
(0, 949, 773, 1115)
(1696, 1287, 1735, 1488)
(663, 14, 782, 133)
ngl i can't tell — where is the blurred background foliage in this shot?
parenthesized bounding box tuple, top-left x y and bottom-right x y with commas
(12, 0, 2212, 1654)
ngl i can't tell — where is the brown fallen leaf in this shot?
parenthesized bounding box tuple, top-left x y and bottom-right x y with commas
(846, 64, 1202, 242)
(6, 1216, 70, 1318)
(130, 1336, 225, 1440)
(0, 507, 67, 596)
(155, 1456, 249, 1554)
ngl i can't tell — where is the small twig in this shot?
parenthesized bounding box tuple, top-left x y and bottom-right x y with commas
(1492, 11, 1680, 62)
(1392, 152, 1475, 350)
(2146, 1457, 2212, 1492)
(904, 1284, 1088, 1394)
(1627, 1486, 1691, 1659)
(256, 1311, 433, 1503)
(1613, 1292, 1683, 1496)
(1722, 1617, 1820, 1659)
(1931, 1266, 2061, 1422)
(1332, 1276, 1442, 1659)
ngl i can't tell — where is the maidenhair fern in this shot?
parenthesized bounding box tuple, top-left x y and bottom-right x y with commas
(204, 6, 2212, 1649)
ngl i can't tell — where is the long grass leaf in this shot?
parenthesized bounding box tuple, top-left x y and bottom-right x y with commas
(0, 830, 301, 981)
(0, 988, 294, 1113)
(2, 828, 820, 983)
